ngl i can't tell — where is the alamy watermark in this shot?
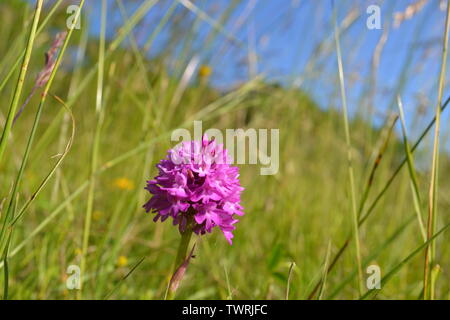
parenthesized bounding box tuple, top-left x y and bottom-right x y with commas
(366, 264, 381, 290)
(66, 264, 81, 290)
(66, 5, 81, 30)
(366, 4, 381, 30)
(171, 121, 279, 175)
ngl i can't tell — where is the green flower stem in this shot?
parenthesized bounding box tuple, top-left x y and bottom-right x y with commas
(166, 228, 193, 300)
(174, 229, 193, 272)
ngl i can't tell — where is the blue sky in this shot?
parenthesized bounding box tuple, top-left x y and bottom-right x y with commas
(76, 0, 449, 145)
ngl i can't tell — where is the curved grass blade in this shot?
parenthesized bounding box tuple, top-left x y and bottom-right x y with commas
(104, 257, 146, 300)
(9, 94, 75, 227)
(286, 262, 296, 300)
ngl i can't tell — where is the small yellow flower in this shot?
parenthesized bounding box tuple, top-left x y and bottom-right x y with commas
(75, 248, 82, 256)
(117, 255, 128, 267)
(113, 178, 135, 191)
(93, 210, 103, 221)
(198, 65, 212, 78)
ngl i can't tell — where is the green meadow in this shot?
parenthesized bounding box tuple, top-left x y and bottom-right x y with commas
(0, 0, 449, 300)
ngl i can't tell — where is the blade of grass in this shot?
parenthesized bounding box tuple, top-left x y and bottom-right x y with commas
(333, 1, 363, 295)
(104, 257, 146, 300)
(358, 114, 398, 217)
(317, 242, 331, 300)
(430, 264, 441, 299)
(396, 96, 426, 241)
(143, 1, 178, 53)
(80, 0, 107, 299)
(109, 0, 159, 52)
(1, 194, 17, 300)
(1, 233, 11, 300)
(224, 263, 233, 300)
(176, 0, 245, 48)
(424, 0, 450, 300)
(286, 262, 295, 300)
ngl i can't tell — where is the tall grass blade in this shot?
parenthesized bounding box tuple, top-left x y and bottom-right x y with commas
(424, 0, 450, 300)
(396, 96, 426, 241)
(318, 242, 331, 300)
(80, 0, 107, 298)
(333, 1, 363, 295)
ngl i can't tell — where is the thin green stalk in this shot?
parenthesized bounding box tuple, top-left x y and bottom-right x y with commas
(397, 96, 426, 241)
(0, 0, 43, 165)
(224, 264, 233, 300)
(109, 0, 159, 53)
(174, 230, 193, 273)
(424, 0, 450, 300)
(80, 0, 107, 299)
(333, 3, 363, 295)
(318, 242, 331, 300)
(430, 264, 441, 299)
(166, 229, 193, 300)
(104, 257, 146, 300)
(1, 194, 17, 300)
(143, 0, 178, 53)
(357, 115, 398, 217)
(176, 0, 244, 48)
(2, 234, 11, 300)
(286, 262, 296, 300)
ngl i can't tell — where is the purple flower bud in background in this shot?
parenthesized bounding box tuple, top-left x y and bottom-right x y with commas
(144, 135, 244, 245)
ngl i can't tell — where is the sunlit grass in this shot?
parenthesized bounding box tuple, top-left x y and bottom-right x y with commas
(0, 0, 449, 300)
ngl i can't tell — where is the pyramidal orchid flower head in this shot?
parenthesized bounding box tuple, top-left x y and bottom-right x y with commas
(143, 135, 244, 244)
